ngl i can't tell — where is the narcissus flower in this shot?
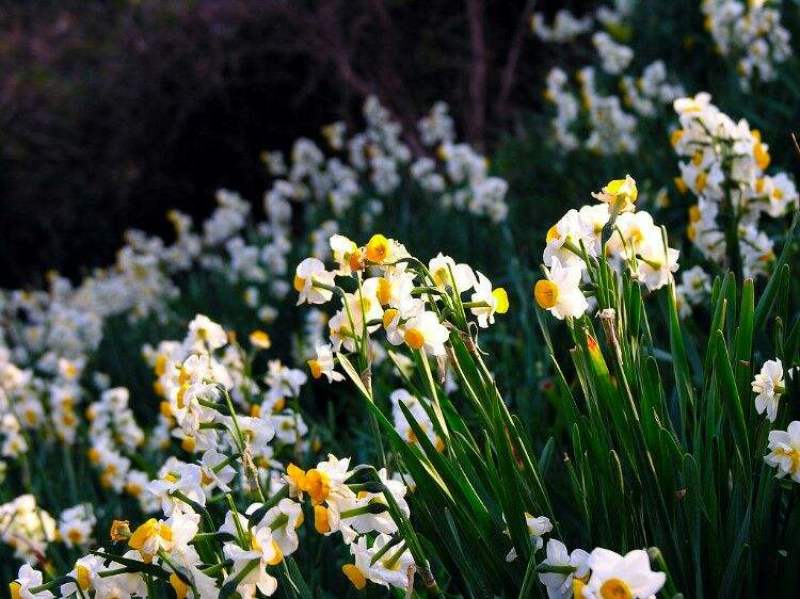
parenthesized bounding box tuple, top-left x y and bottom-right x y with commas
(294, 258, 335, 306)
(534, 258, 588, 320)
(765, 421, 800, 483)
(307, 344, 344, 383)
(402, 311, 450, 356)
(753, 359, 785, 422)
(428, 253, 476, 292)
(9, 564, 53, 599)
(470, 272, 509, 328)
(591, 175, 638, 212)
(583, 548, 666, 599)
(538, 539, 590, 599)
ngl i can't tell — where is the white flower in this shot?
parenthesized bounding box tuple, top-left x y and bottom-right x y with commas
(307, 344, 344, 383)
(200, 449, 236, 494)
(186, 315, 228, 352)
(543, 209, 593, 270)
(538, 539, 590, 599)
(753, 359, 785, 422)
(401, 311, 450, 356)
(765, 421, 800, 483)
(294, 258, 335, 305)
(534, 258, 588, 320)
(222, 524, 281, 598)
(470, 272, 509, 328)
(428, 253, 476, 292)
(10, 564, 53, 599)
(584, 548, 666, 599)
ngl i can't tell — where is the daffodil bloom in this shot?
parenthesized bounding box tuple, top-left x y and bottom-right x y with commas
(146, 461, 206, 516)
(469, 272, 509, 328)
(346, 533, 416, 590)
(753, 359, 785, 422)
(9, 564, 53, 599)
(402, 311, 450, 356)
(543, 209, 594, 269)
(635, 241, 679, 291)
(583, 548, 666, 599)
(294, 258, 335, 305)
(538, 539, 590, 599)
(59, 554, 104, 597)
(591, 175, 638, 213)
(199, 448, 236, 493)
(251, 498, 304, 555)
(330, 234, 362, 274)
(765, 421, 800, 483)
(186, 314, 228, 352)
(128, 517, 174, 562)
(391, 389, 443, 450)
(307, 344, 344, 383)
(222, 523, 281, 598)
(534, 258, 588, 320)
(57, 503, 96, 548)
(428, 253, 476, 292)
(365, 234, 392, 264)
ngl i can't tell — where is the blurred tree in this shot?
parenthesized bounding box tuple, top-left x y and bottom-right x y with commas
(0, 0, 551, 287)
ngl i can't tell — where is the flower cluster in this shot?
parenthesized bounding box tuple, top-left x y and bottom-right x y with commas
(535, 176, 680, 320)
(701, 0, 792, 89)
(544, 61, 684, 155)
(294, 233, 509, 385)
(672, 93, 798, 279)
(262, 97, 509, 224)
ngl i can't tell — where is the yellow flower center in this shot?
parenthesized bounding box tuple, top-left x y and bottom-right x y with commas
(383, 309, 399, 329)
(181, 436, 196, 453)
(600, 577, 633, 599)
(314, 505, 331, 533)
(546, 225, 560, 244)
(695, 171, 707, 192)
(377, 277, 392, 305)
(778, 448, 800, 474)
(305, 468, 331, 504)
(9, 582, 21, 599)
(342, 564, 367, 590)
(534, 280, 559, 309)
(365, 234, 390, 263)
(67, 528, 84, 544)
(308, 359, 323, 380)
(76, 564, 92, 590)
(492, 288, 509, 314)
(293, 275, 306, 293)
(169, 573, 189, 599)
(267, 540, 284, 566)
(155, 354, 168, 377)
(670, 129, 684, 147)
(404, 328, 425, 350)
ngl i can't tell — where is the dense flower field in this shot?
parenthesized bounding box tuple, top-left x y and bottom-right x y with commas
(3, 2, 800, 598)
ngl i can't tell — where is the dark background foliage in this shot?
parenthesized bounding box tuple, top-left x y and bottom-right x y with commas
(0, 0, 557, 288)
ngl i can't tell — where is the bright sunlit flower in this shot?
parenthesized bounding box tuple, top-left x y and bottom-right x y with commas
(765, 421, 800, 483)
(294, 258, 335, 305)
(752, 358, 785, 422)
(591, 175, 638, 213)
(470, 272, 509, 328)
(307, 344, 344, 383)
(534, 258, 588, 320)
(584, 548, 666, 599)
(402, 311, 450, 356)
